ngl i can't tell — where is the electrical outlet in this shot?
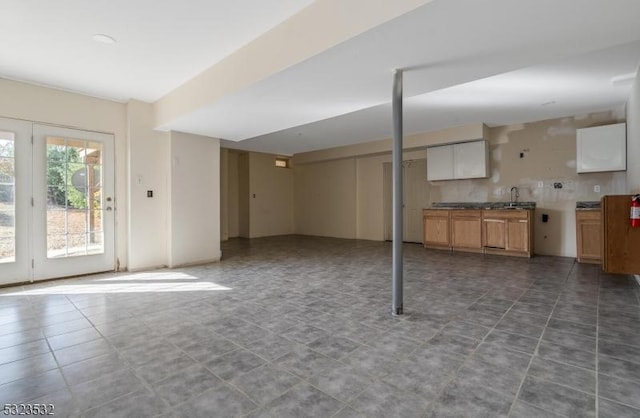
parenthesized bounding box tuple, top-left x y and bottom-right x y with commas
(553, 182, 563, 189)
(537, 181, 544, 188)
(594, 185, 600, 193)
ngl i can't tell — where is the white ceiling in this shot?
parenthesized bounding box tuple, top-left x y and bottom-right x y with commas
(0, 0, 314, 101)
(2, 0, 640, 155)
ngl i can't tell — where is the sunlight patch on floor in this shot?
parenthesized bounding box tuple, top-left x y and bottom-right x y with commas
(0, 274, 232, 296)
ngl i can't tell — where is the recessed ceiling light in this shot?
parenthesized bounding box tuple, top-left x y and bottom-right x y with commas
(92, 34, 116, 44)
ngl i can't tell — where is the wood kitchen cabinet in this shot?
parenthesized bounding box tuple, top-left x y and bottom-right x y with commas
(423, 209, 450, 249)
(506, 218, 530, 252)
(482, 210, 533, 257)
(576, 209, 601, 264)
(483, 219, 506, 249)
(450, 210, 482, 252)
(602, 195, 640, 274)
(423, 208, 534, 257)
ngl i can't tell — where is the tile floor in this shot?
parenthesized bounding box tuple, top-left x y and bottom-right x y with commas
(1, 235, 639, 417)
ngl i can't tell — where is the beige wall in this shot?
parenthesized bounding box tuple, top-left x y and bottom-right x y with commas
(169, 132, 221, 267)
(291, 124, 480, 242)
(221, 150, 294, 239)
(227, 151, 240, 238)
(237, 153, 250, 238)
(220, 148, 230, 241)
(126, 100, 170, 270)
(294, 124, 485, 164)
(356, 155, 386, 241)
(627, 70, 640, 193)
(0, 79, 226, 275)
(292, 112, 628, 257)
(248, 152, 294, 238)
(295, 158, 357, 238)
(430, 112, 626, 257)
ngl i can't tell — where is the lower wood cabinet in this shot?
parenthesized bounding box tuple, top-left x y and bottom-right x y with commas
(576, 209, 601, 264)
(423, 210, 450, 249)
(482, 210, 533, 257)
(483, 219, 506, 249)
(423, 208, 533, 257)
(506, 219, 530, 252)
(450, 210, 482, 252)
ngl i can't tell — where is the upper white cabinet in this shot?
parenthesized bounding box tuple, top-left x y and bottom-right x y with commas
(576, 123, 626, 173)
(454, 140, 489, 179)
(426, 143, 454, 180)
(427, 140, 489, 181)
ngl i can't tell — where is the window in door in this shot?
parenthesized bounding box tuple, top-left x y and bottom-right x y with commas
(46, 137, 104, 258)
(0, 133, 15, 263)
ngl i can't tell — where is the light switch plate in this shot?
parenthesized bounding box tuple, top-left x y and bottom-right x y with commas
(594, 185, 600, 193)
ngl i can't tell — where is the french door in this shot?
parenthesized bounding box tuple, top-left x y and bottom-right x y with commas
(0, 117, 115, 285)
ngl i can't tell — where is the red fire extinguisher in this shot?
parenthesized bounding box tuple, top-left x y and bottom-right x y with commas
(632, 194, 640, 228)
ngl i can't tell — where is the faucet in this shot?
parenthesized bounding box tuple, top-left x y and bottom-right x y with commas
(510, 187, 520, 206)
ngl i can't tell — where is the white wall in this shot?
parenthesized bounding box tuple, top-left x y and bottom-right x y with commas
(169, 132, 221, 267)
(627, 70, 640, 193)
(126, 100, 170, 270)
(0, 79, 129, 269)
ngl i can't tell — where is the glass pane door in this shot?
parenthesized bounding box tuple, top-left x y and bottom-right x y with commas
(33, 125, 114, 281)
(46, 138, 105, 258)
(0, 118, 32, 285)
(0, 134, 16, 263)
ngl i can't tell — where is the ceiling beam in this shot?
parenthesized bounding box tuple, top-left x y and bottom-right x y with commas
(153, 0, 433, 131)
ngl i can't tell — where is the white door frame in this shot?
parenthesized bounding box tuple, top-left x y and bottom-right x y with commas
(0, 117, 32, 285)
(32, 124, 116, 281)
(1, 119, 117, 286)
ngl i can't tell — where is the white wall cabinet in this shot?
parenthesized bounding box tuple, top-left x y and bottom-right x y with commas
(427, 140, 489, 181)
(576, 123, 626, 173)
(426, 144, 454, 180)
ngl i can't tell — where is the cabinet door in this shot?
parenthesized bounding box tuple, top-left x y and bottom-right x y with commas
(454, 140, 488, 179)
(483, 219, 505, 249)
(579, 222, 601, 260)
(426, 145, 454, 181)
(506, 220, 529, 252)
(451, 217, 482, 249)
(424, 216, 450, 247)
(576, 123, 626, 173)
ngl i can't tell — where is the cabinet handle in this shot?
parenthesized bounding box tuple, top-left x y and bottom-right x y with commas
(518, 220, 528, 223)
(483, 219, 505, 223)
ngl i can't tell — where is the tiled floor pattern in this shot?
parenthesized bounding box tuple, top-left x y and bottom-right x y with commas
(1, 235, 639, 417)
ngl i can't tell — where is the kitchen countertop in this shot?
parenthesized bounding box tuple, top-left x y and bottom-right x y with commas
(576, 201, 601, 210)
(430, 202, 536, 210)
